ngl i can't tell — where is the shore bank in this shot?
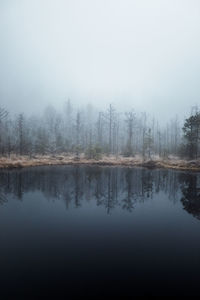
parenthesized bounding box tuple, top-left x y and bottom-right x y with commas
(0, 155, 200, 171)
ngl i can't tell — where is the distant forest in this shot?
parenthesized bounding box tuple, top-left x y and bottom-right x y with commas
(0, 101, 199, 160)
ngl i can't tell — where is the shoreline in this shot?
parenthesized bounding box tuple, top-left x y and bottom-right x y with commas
(0, 155, 200, 171)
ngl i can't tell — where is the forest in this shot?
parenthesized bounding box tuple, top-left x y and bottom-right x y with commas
(0, 101, 199, 161)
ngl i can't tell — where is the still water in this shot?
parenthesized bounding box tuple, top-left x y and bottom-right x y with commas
(0, 166, 200, 298)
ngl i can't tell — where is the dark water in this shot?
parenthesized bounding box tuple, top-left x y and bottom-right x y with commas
(0, 166, 200, 298)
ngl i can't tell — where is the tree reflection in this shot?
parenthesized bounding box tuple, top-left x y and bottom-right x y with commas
(122, 169, 135, 212)
(179, 173, 200, 220)
(0, 192, 7, 205)
(0, 166, 199, 219)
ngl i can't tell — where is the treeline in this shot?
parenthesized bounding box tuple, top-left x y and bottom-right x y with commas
(0, 101, 199, 160)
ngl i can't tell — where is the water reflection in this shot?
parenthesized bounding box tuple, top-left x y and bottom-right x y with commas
(0, 166, 199, 218)
(179, 173, 200, 220)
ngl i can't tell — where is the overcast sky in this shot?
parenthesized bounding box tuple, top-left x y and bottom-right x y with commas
(0, 0, 200, 122)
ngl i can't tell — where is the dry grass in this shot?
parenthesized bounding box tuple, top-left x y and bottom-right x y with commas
(0, 154, 200, 171)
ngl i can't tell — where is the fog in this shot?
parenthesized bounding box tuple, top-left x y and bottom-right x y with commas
(1, 0, 200, 121)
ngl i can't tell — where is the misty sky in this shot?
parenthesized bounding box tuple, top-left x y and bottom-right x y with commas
(1, 0, 200, 122)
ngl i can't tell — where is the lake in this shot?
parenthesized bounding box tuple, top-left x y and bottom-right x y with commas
(0, 166, 200, 298)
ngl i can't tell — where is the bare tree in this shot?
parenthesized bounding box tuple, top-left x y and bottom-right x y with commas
(75, 111, 81, 159)
(124, 110, 136, 156)
(17, 114, 25, 155)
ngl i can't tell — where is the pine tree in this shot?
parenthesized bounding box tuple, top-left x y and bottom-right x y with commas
(182, 112, 200, 159)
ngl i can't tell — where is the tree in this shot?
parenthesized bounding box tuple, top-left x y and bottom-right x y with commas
(63, 98, 73, 150)
(182, 112, 200, 159)
(144, 128, 153, 159)
(104, 104, 116, 155)
(124, 110, 136, 156)
(17, 114, 25, 155)
(0, 108, 8, 154)
(35, 127, 49, 155)
(96, 112, 104, 148)
(75, 111, 81, 159)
